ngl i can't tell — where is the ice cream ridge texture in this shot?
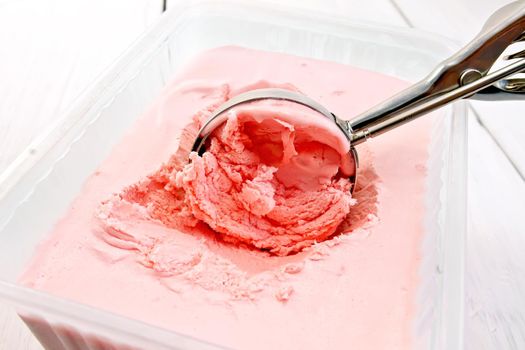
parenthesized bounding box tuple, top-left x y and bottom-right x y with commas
(178, 96, 356, 255)
(21, 46, 434, 350)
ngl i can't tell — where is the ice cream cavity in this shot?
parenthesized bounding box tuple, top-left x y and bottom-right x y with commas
(179, 97, 357, 255)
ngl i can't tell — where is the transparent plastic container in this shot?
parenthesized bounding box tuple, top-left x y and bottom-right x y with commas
(0, 0, 467, 349)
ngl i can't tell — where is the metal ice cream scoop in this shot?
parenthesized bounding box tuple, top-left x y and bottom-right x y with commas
(192, 1, 525, 190)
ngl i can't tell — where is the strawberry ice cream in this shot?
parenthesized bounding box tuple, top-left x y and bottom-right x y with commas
(20, 46, 435, 350)
(178, 98, 355, 255)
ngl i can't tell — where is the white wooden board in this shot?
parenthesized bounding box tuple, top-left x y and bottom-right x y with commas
(1, 0, 524, 349)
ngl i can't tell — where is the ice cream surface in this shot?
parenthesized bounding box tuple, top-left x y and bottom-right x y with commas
(20, 46, 435, 350)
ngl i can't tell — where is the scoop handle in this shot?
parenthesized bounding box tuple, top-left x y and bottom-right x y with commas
(348, 58, 525, 144)
(348, 1, 525, 145)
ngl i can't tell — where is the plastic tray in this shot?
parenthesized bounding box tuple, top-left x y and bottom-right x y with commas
(0, 0, 467, 349)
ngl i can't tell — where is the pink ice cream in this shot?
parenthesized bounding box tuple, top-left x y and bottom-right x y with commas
(20, 46, 435, 350)
(177, 99, 355, 255)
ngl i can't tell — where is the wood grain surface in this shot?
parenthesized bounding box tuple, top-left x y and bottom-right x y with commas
(0, 0, 523, 349)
